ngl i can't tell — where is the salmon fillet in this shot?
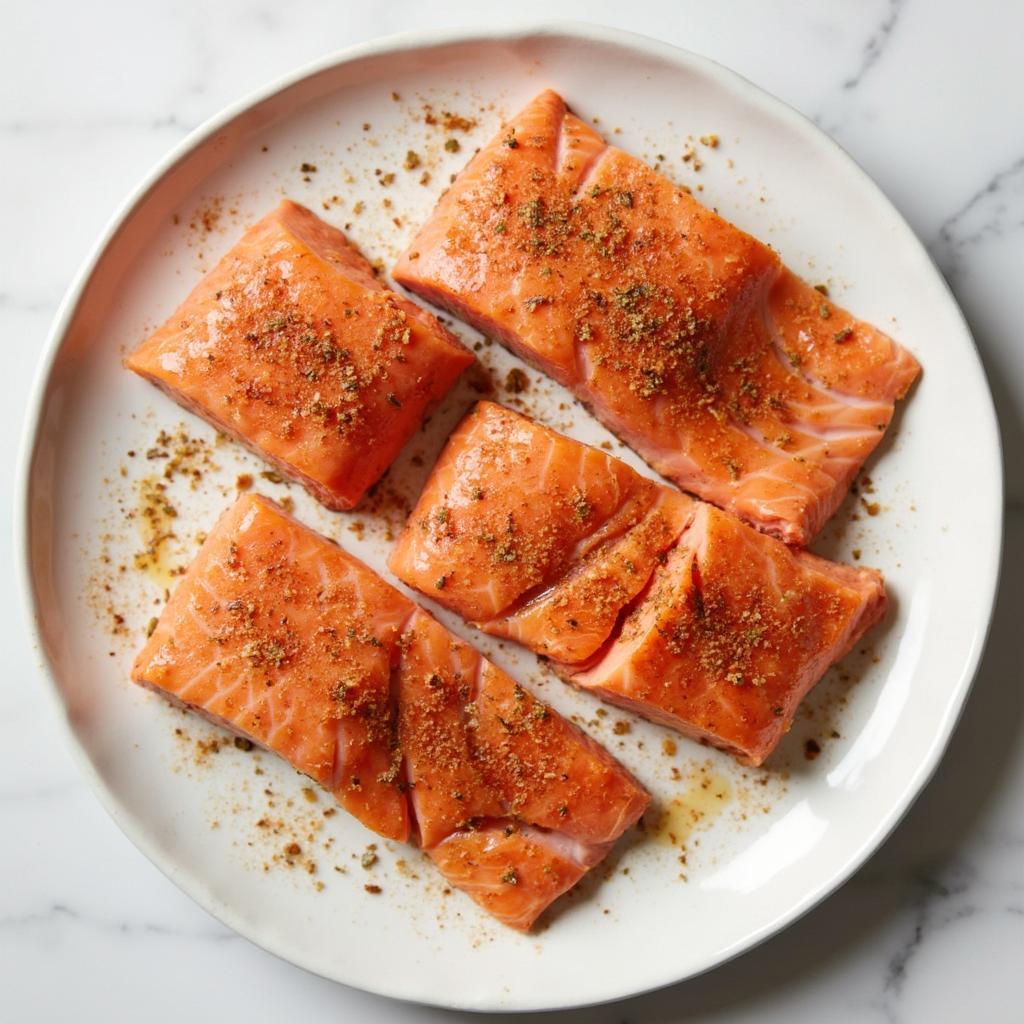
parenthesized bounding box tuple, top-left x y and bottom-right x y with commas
(127, 199, 473, 511)
(567, 504, 886, 766)
(131, 493, 647, 930)
(389, 403, 886, 765)
(393, 90, 920, 545)
(388, 401, 693, 663)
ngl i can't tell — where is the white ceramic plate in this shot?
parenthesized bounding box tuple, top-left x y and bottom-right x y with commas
(17, 23, 1002, 1012)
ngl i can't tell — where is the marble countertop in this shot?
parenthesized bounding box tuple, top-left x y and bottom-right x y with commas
(2, 2, 1021, 1021)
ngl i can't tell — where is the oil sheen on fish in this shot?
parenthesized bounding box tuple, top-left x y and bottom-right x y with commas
(390, 402, 886, 765)
(393, 90, 920, 545)
(389, 400, 693, 663)
(131, 493, 648, 930)
(127, 199, 473, 511)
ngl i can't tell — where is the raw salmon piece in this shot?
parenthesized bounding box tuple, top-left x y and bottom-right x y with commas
(127, 199, 473, 511)
(428, 823, 608, 932)
(400, 609, 648, 928)
(132, 494, 648, 929)
(131, 492, 411, 840)
(566, 503, 886, 765)
(390, 404, 885, 764)
(393, 90, 920, 545)
(399, 607, 649, 850)
(396, 607, 505, 848)
(388, 401, 694, 662)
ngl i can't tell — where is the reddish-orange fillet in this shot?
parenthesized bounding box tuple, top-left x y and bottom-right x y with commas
(389, 402, 886, 766)
(393, 90, 920, 545)
(131, 493, 648, 930)
(389, 400, 694, 663)
(126, 199, 473, 511)
(565, 503, 886, 766)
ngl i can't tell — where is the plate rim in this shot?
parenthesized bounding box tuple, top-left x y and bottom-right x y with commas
(15, 20, 1005, 1012)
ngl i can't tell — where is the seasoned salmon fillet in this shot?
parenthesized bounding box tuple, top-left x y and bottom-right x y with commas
(389, 401, 693, 663)
(390, 403, 886, 765)
(393, 90, 920, 544)
(567, 504, 886, 765)
(127, 199, 473, 510)
(131, 493, 647, 930)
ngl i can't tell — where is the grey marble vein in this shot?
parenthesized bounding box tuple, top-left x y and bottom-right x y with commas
(0, 114, 195, 136)
(0, 902, 236, 943)
(935, 153, 1024, 262)
(883, 865, 976, 1000)
(843, 0, 906, 90)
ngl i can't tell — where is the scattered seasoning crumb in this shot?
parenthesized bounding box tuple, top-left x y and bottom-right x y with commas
(504, 367, 530, 394)
(804, 739, 821, 761)
(500, 868, 518, 885)
(444, 138, 461, 153)
(699, 133, 719, 148)
(662, 738, 677, 756)
(442, 111, 476, 132)
(361, 850, 378, 869)
(613, 720, 631, 736)
(233, 736, 253, 752)
(260, 470, 285, 484)
(833, 327, 853, 343)
(235, 473, 253, 491)
(852, 548, 862, 560)
(403, 150, 421, 170)
(299, 162, 317, 174)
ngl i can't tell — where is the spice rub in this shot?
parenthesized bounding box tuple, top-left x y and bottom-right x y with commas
(566, 503, 886, 765)
(393, 89, 920, 544)
(126, 199, 473, 511)
(131, 493, 648, 930)
(388, 401, 693, 663)
(389, 403, 887, 766)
